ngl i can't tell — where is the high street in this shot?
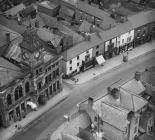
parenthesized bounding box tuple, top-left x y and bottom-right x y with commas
(10, 50, 155, 140)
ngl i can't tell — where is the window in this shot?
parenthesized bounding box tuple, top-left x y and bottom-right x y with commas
(25, 82, 30, 93)
(100, 120, 103, 125)
(94, 116, 98, 122)
(77, 56, 79, 60)
(70, 67, 72, 71)
(38, 81, 42, 90)
(122, 39, 124, 43)
(85, 54, 90, 61)
(7, 94, 12, 106)
(57, 80, 60, 89)
(53, 70, 56, 78)
(96, 51, 99, 56)
(14, 86, 23, 101)
(70, 60, 72, 64)
(134, 126, 137, 133)
(56, 68, 59, 76)
(86, 50, 89, 53)
(45, 76, 48, 84)
(53, 83, 56, 92)
(48, 66, 51, 71)
(39, 68, 42, 73)
(48, 74, 52, 81)
(96, 45, 99, 49)
(77, 62, 79, 66)
(56, 62, 59, 66)
(49, 85, 52, 95)
(52, 64, 55, 68)
(127, 36, 131, 42)
(36, 69, 39, 75)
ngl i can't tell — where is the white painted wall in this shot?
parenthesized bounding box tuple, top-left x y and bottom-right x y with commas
(65, 48, 93, 75)
(105, 37, 117, 51)
(118, 30, 134, 47)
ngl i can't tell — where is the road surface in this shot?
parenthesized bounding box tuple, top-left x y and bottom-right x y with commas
(10, 50, 155, 140)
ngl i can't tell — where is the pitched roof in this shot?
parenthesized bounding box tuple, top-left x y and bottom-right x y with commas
(0, 24, 21, 48)
(76, 1, 111, 21)
(61, 133, 82, 140)
(39, 0, 59, 10)
(4, 3, 26, 16)
(78, 20, 92, 32)
(128, 10, 155, 28)
(62, 33, 102, 61)
(99, 21, 133, 42)
(20, 5, 36, 17)
(120, 88, 148, 112)
(0, 57, 23, 88)
(93, 101, 129, 131)
(121, 79, 145, 95)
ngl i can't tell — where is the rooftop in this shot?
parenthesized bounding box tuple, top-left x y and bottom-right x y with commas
(121, 79, 146, 95)
(0, 24, 22, 48)
(38, 1, 59, 10)
(0, 57, 24, 89)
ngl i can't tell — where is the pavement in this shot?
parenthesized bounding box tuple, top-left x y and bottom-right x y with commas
(0, 86, 70, 140)
(64, 41, 155, 85)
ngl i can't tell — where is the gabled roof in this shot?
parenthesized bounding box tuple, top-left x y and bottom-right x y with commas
(78, 20, 92, 32)
(93, 101, 129, 131)
(61, 133, 82, 140)
(60, 6, 75, 17)
(128, 10, 155, 28)
(99, 21, 133, 41)
(0, 24, 22, 48)
(20, 5, 36, 17)
(62, 33, 102, 61)
(121, 79, 145, 95)
(0, 57, 23, 88)
(39, 1, 59, 10)
(120, 88, 148, 112)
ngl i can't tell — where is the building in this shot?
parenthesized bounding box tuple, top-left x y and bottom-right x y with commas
(0, 57, 31, 128)
(128, 10, 155, 46)
(4, 27, 63, 106)
(78, 79, 148, 140)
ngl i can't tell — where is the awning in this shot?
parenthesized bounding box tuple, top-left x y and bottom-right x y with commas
(96, 55, 105, 65)
(27, 101, 37, 109)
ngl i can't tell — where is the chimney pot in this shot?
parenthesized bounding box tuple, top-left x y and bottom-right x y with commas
(88, 97, 94, 108)
(111, 88, 120, 99)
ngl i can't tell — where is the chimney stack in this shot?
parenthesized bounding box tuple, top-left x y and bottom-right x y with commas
(111, 88, 120, 99)
(35, 20, 39, 28)
(135, 71, 141, 81)
(6, 33, 10, 42)
(88, 97, 94, 109)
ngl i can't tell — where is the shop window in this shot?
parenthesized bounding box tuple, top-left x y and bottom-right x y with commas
(25, 82, 30, 93)
(7, 94, 12, 106)
(21, 103, 25, 111)
(15, 89, 18, 101)
(85, 54, 90, 62)
(16, 106, 20, 117)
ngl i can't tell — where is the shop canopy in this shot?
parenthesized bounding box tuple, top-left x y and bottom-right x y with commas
(96, 55, 105, 65)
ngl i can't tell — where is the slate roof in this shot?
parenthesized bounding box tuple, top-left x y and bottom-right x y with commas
(93, 100, 130, 131)
(0, 57, 23, 88)
(99, 21, 133, 42)
(76, 1, 111, 21)
(0, 24, 21, 48)
(121, 79, 145, 95)
(62, 33, 102, 61)
(128, 10, 155, 28)
(61, 133, 82, 140)
(20, 5, 36, 17)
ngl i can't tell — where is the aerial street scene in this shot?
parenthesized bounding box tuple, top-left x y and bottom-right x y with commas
(0, 0, 155, 140)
